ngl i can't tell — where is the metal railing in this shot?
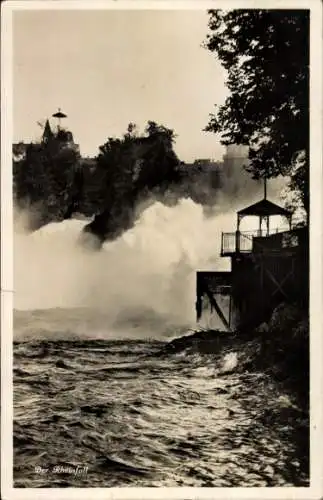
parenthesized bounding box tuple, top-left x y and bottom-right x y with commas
(220, 226, 293, 255)
(221, 230, 260, 255)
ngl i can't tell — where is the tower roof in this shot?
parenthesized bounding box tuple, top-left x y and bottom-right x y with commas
(52, 109, 67, 119)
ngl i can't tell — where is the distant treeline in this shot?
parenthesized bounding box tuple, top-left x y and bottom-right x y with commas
(13, 121, 230, 241)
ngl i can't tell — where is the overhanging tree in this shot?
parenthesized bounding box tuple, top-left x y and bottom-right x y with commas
(205, 9, 309, 215)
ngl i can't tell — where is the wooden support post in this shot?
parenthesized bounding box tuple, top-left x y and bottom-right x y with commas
(196, 296, 202, 322)
(236, 214, 242, 253)
(196, 272, 203, 322)
(228, 293, 232, 329)
(236, 231, 240, 253)
(259, 257, 264, 316)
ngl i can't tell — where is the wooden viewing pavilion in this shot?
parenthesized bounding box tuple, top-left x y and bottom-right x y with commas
(196, 183, 308, 332)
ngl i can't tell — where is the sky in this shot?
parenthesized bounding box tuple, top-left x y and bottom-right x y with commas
(13, 9, 228, 161)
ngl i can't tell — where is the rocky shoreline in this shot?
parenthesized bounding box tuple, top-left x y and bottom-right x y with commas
(165, 302, 309, 409)
(163, 302, 309, 480)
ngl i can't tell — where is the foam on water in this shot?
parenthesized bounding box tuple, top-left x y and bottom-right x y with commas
(14, 196, 287, 340)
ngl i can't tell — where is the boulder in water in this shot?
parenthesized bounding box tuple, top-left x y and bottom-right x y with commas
(55, 359, 69, 369)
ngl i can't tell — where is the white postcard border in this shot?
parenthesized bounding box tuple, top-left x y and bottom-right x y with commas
(1, 1, 322, 499)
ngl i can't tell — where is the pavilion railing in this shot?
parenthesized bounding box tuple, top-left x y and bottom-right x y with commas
(220, 226, 292, 256)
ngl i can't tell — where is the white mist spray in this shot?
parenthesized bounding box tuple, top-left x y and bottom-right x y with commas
(14, 188, 287, 340)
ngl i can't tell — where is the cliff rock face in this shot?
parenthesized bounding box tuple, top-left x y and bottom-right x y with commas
(256, 303, 308, 347)
(254, 302, 309, 406)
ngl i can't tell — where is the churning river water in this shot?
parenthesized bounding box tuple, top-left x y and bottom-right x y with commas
(13, 201, 308, 488)
(13, 310, 309, 488)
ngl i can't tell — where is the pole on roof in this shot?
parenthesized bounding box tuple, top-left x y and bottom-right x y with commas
(264, 177, 267, 200)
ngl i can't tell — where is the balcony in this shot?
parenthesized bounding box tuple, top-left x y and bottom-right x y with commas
(220, 226, 305, 257)
(221, 230, 257, 256)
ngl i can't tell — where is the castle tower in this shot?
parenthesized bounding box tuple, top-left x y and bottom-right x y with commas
(42, 119, 53, 144)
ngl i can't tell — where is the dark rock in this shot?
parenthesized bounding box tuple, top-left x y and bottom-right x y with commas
(55, 359, 69, 369)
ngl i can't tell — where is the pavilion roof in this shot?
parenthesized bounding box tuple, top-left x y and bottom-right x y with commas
(238, 198, 292, 217)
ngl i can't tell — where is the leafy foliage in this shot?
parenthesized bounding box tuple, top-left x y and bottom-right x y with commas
(205, 10, 309, 213)
(14, 134, 80, 228)
(83, 121, 181, 242)
(13, 120, 183, 240)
